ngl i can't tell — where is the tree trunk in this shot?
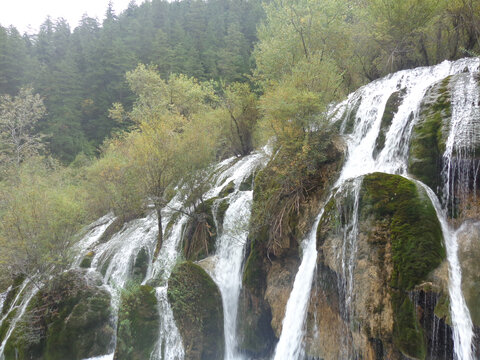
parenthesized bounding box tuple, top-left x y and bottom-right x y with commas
(153, 207, 163, 260)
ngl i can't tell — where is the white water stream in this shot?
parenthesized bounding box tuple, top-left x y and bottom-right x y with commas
(273, 212, 321, 360)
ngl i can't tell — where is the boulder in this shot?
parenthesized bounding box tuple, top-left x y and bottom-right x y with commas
(311, 173, 446, 360)
(167, 262, 224, 360)
(114, 284, 159, 360)
(4, 269, 113, 360)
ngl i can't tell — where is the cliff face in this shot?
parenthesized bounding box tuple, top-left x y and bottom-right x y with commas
(237, 66, 480, 360)
(237, 134, 345, 356)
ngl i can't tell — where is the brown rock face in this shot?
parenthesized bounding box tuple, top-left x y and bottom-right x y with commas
(265, 252, 299, 337)
(456, 220, 480, 357)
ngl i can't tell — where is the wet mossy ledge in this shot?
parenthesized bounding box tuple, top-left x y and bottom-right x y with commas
(314, 173, 446, 359)
(114, 284, 159, 360)
(4, 270, 113, 360)
(409, 75, 452, 192)
(167, 261, 224, 360)
(360, 173, 445, 291)
(361, 173, 445, 359)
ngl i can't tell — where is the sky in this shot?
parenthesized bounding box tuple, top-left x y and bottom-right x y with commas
(0, 0, 136, 34)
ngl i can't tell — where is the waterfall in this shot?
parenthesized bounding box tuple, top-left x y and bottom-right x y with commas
(273, 57, 480, 359)
(418, 183, 475, 360)
(442, 72, 480, 217)
(2, 59, 480, 359)
(272, 213, 321, 360)
(206, 151, 267, 360)
(210, 191, 252, 360)
(0, 148, 267, 360)
(0, 281, 38, 358)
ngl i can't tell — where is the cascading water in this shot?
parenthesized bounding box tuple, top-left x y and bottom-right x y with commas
(442, 71, 480, 216)
(273, 57, 480, 360)
(272, 212, 321, 360)
(0, 281, 38, 358)
(210, 191, 253, 360)
(0, 147, 268, 360)
(418, 183, 475, 360)
(205, 151, 267, 360)
(2, 58, 480, 360)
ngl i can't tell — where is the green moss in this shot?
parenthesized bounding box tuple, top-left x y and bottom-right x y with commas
(132, 248, 149, 283)
(219, 180, 235, 198)
(239, 174, 254, 191)
(316, 190, 356, 249)
(409, 76, 452, 190)
(98, 217, 125, 244)
(114, 284, 159, 360)
(392, 294, 426, 359)
(361, 173, 445, 359)
(165, 211, 182, 237)
(216, 198, 230, 231)
(343, 97, 362, 134)
(434, 294, 452, 326)
(361, 174, 440, 284)
(79, 251, 94, 268)
(373, 89, 406, 158)
(361, 173, 445, 290)
(4, 270, 113, 360)
(168, 262, 224, 360)
(242, 238, 267, 293)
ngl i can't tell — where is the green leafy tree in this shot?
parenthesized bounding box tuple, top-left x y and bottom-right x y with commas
(109, 65, 219, 257)
(220, 82, 259, 156)
(0, 158, 87, 283)
(0, 88, 46, 166)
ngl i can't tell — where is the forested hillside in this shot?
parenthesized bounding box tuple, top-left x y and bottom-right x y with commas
(0, 0, 263, 162)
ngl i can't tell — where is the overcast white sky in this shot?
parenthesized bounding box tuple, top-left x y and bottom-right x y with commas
(0, 0, 136, 34)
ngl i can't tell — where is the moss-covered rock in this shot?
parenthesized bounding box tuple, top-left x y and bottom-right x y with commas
(361, 173, 445, 359)
(132, 248, 149, 283)
(239, 173, 254, 191)
(409, 76, 452, 191)
(79, 251, 95, 268)
(218, 180, 235, 198)
(4, 269, 113, 360)
(373, 88, 406, 159)
(237, 237, 276, 356)
(312, 173, 446, 360)
(114, 284, 159, 360)
(361, 173, 445, 291)
(341, 96, 362, 134)
(167, 262, 224, 360)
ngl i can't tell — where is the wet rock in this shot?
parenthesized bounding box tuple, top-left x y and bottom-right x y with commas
(167, 261, 224, 360)
(114, 284, 159, 360)
(310, 173, 446, 360)
(4, 269, 113, 360)
(457, 221, 480, 327)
